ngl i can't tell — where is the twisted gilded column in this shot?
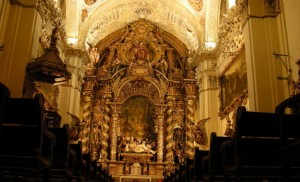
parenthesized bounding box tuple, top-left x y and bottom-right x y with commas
(110, 103, 121, 161)
(91, 98, 102, 160)
(99, 93, 112, 161)
(81, 77, 94, 154)
(173, 101, 184, 163)
(185, 81, 197, 159)
(165, 95, 176, 163)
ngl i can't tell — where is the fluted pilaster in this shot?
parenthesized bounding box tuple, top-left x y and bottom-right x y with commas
(110, 103, 121, 161)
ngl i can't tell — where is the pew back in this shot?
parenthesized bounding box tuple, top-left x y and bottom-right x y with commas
(202, 132, 230, 181)
(0, 95, 55, 179)
(224, 106, 300, 180)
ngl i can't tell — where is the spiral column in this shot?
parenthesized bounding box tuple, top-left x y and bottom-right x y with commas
(81, 77, 94, 154)
(185, 81, 197, 159)
(99, 93, 112, 161)
(165, 95, 176, 163)
(91, 98, 102, 161)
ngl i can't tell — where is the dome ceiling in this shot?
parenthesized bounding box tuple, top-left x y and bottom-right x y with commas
(64, 0, 221, 55)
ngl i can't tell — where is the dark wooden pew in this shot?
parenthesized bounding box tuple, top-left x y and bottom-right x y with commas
(82, 153, 93, 181)
(275, 93, 300, 180)
(0, 82, 10, 122)
(222, 106, 300, 181)
(70, 141, 85, 181)
(0, 94, 55, 181)
(193, 149, 209, 181)
(202, 132, 231, 182)
(46, 124, 75, 181)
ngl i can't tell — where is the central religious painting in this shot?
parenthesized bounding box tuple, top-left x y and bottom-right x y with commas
(122, 96, 156, 142)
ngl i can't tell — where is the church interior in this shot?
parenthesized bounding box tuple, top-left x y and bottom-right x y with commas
(1, 0, 300, 181)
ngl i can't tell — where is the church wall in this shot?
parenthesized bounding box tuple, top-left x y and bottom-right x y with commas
(210, 0, 292, 138)
(281, 0, 300, 85)
(0, 0, 40, 98)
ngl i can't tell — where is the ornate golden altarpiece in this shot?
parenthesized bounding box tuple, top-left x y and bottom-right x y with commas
(73, 19, 198, 179)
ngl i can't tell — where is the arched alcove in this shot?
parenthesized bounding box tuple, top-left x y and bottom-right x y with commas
(121, 95, 156, 142)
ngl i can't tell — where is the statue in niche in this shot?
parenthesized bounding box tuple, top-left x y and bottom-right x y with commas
(131, 162, 141, 175)
(111, 53, 123, 73)
(133, 41, 150, 62)
(88, 46, 100, 69)
(123, 136, 156, 154)
(173, 124, 184, 164)
(142, 163, 148, 175)
(154, 53, 168, 74)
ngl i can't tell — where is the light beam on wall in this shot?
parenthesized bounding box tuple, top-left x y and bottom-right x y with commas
(228, 0, 236, 9)
(67, 37, 78, 45)
(205, 41, 216, 50)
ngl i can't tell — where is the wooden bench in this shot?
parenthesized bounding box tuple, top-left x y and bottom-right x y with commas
(82, 153, 93, 181)
(0, 94, 55, 181)
(192, 149, 209, 181)
(70, 141, 86, 181)
(222, 106, 300, 181)
(275, 93, 300, 180)
(202, 132, 231, 182)
(46, 124, 75, 181)
(0, 82, 10, 122)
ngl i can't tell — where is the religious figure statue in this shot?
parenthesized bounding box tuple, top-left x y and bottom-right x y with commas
(88, 46, 100, 68)
(133, 41, 149, 62)
(191, 117, 210, 145)
(155, 54, 168, 74)
(111, 55, 122, 73)
(67, 112, 81, 141)
(123, 137, 156, 154)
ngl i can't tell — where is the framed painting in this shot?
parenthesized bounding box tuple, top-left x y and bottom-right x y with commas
(121, 95, 156, 142)
(219, 48, 247, 118)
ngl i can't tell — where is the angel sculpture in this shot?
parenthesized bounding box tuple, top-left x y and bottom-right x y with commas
(86, 42, 100, 68)
(192, 117, 210, 145)
(67, 112, 81, 141)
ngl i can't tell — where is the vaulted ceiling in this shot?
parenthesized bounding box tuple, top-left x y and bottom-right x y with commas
(62, 0, 223, 55)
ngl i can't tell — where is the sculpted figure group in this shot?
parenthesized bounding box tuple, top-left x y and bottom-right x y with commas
(118, 136, 157, 155)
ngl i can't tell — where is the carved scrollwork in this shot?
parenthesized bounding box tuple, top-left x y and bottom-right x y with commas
(218, 0, 248, 74)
